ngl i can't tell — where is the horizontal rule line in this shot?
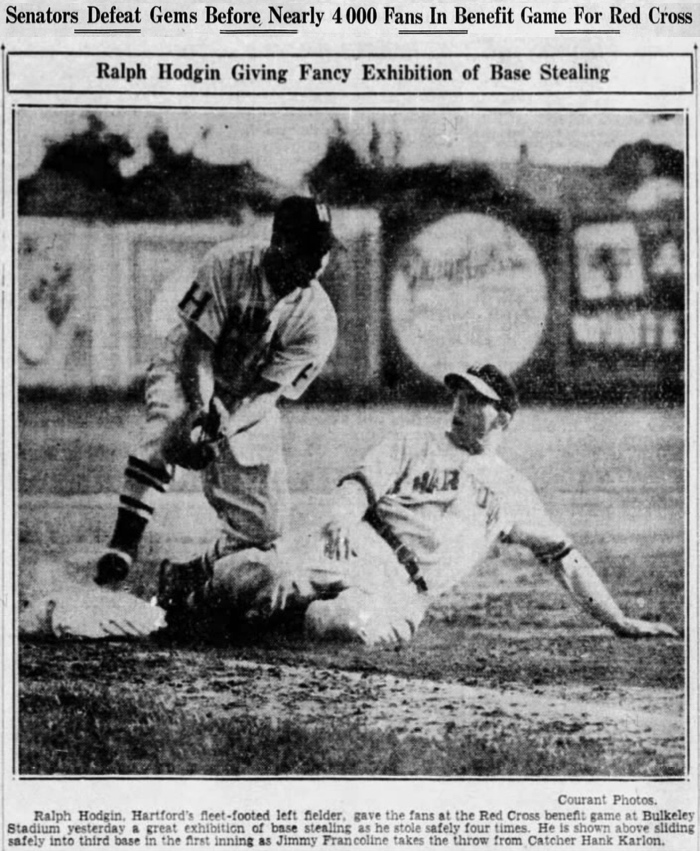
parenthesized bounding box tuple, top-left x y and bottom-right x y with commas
(15, 90, 685, 97)
(220, 29, 297, 34)
(74, 29, 141, 33)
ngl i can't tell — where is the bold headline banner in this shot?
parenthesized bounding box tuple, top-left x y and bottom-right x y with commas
(7, 52, 693, 94)
(4, 2, 700, 37)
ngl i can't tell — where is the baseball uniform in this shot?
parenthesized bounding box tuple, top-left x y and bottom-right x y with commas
(160, 362, 677, 644)
(204, 427, 571, 644)
(112, 242, 337, 564)
(95, 196, 341, 587)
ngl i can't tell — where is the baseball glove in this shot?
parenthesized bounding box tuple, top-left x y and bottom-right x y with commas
(164, 397, 227, 471)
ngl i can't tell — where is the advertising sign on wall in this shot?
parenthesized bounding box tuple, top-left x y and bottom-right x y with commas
(389, 212, 549, 382)
(572, 217, 682, 354)
(18, 221, 96, 387)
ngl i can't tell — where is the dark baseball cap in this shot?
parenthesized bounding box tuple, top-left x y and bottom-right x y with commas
(272, 196, 340, 255)
(444, 365, 519, 415)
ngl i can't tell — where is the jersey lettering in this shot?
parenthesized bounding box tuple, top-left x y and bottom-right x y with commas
(179, 282, 213, 322)
(412, 469, 460, 494)
(468, 474, 500, 530)
(389, 468, 410, 495)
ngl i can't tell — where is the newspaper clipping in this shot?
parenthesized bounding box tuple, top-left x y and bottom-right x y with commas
(1, 1, 698, 849)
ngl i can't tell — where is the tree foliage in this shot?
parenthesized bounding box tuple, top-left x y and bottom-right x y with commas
(19, 115, 280, 221)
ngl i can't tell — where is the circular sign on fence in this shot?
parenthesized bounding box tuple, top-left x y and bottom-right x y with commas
(389, 212, 549, 381)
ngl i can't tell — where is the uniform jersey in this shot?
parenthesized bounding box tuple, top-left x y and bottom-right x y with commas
(177, 243, 337, 407)
(343, 428, 568, 597)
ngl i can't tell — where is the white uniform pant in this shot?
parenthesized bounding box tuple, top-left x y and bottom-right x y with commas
(127, 329, 289, 552)
(203, 522, 429, 645)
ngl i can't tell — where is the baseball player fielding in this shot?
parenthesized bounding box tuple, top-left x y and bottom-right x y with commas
(93, 196, 339, 590)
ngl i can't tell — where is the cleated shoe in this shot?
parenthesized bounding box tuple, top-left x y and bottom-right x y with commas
(94, 550, 132, 586)
(157, 557, 210, 640)
(156, 557, 209, 609)
(157, 559, 183, 612)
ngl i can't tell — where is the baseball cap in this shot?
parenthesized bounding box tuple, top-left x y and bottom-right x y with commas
(444, 365, 519, 415)
(272, 196, 340, 255)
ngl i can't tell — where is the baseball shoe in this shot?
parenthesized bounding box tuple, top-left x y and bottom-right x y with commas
(94, 550, 132, 586)
(156, 557, 211, 640)
(156, 556, 209, 609)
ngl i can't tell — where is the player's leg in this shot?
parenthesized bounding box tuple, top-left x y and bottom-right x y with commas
(305, 526, 429, 646)
(155, 492, 429, 646)
(149, 412, 289, 632)
(156, 531, 350, 639)
(201, 413, 290, 552)
(305, 583, 427, 646)
(178, 521, 428, 646)
(95, 338, 188, 585)
(156, 546, 305, 639)
(154, 418, 290, 633)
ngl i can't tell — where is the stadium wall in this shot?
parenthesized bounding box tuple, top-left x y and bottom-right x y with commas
(17, 209, 383, 394)
(17, 198, 684, 401)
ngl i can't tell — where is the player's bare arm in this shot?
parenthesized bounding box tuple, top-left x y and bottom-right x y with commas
(550, 550, 679, 638)
(509, 523, 679, 639)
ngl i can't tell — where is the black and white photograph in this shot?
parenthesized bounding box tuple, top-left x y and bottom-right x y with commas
(14, 104, 689, 779)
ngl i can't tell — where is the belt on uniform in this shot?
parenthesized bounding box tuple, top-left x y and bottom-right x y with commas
(364, 507, 428, 594)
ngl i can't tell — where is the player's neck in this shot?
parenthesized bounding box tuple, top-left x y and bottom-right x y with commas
(446, 429, 485, 455)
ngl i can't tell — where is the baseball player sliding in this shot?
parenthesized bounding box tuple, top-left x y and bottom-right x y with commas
(157, 364, 678, 645)
(94, 196, 339, 588)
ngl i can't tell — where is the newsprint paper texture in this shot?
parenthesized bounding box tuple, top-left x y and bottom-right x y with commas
(1, 2, 699, 849)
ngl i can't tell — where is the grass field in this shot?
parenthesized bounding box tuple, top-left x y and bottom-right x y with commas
(17, 399, 687, 776)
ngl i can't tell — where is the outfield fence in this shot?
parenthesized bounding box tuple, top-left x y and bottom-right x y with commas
(17, 196, 684, 400)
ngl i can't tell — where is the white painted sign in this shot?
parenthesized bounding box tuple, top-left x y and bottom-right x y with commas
(390, 212, 548, 379)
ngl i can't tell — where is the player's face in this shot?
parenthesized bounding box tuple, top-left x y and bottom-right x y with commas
(266, 246, 329, 298)
(295, 248, 330, 281)
(450, 388, 503, 453)
(313, 251, 331, 280)
(287, 251, 330, 287)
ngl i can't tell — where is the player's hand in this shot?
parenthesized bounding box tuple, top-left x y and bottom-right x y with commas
(190, 396, 227, 444)
(175, 440, 216, 471)
(247, 568, 313, 623)
(178, 397, 228, 471)
(321, 520, 358, 561)
(163, 410, 217, 471)
(612, 617, 679, 639)
(268, 571, 314, 613)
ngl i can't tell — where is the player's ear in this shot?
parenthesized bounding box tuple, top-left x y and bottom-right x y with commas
(497, 410, 512, 430)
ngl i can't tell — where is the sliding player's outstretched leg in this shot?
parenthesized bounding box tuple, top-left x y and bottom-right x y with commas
(155, 546, 287, 641)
